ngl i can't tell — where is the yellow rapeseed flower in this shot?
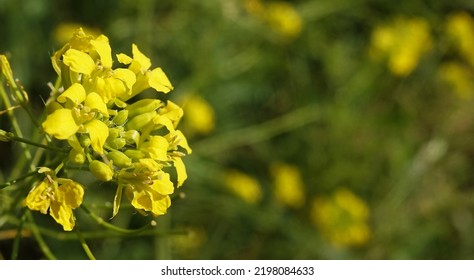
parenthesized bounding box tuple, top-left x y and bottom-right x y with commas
(182, 94, 215, 135)
(270, 162, 305, 208)
(445, 12, 474, 68)
(311, 188, 371, 247)
(438, 62, 474, 99)
(25, 170, 84, 231)
(223, 170, 262, 204)
(370, 17, 432, 76)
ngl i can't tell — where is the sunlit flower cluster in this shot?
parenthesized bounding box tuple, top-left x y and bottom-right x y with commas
(25, 28, 191, 231)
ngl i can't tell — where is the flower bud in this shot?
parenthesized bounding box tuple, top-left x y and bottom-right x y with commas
(124, 149, 147, 160)
(89, 160, 114, 181)
(123, 130, 140, 145)
(108, 138, 127, 149)
(69, 148, 85, 164)
(127, 99, 162, 119)
(125, 111, 156, 131)
(113, 109, 129, 125)
(108, 150, 132, 168)
(108, 127, 124, 140)
(79, 134, 91, 148)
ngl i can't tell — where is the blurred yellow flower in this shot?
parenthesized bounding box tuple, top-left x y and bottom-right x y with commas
(270, 162, 305, 208)
(224, 170, 262, 204)
(244, 0, 303, 40)
(52, 23, 100, 45)
(370, 17, 432, 76)
(311, 188, 370, 247)
(438, 62, 474, 99)
(183, 94, 215, 135)
(445, 12, 474, 68)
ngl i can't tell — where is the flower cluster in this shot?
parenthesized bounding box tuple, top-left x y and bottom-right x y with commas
(26, 28, 191, 231)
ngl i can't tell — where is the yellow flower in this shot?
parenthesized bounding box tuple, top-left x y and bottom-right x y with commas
(370, 17, 432, 76)
(311, 188, 371, 247)
(270, 162, 305, 208)
(445, 12, 474, 67)
(263, 2, 303, 39)
(42, 108, 79, 140)
(438, 62, 474, 99)
(223, 170, 262, 204)
(119, 160, 175, 216)
(182, 94, 215, 135)
(117, 44, 173, 99)
(26, 176, 84, 231)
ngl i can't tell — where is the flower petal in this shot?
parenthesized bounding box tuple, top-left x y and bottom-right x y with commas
(43, 108, 79, 140)
(85, 92, 109, 117)
(63, 49, 96, 75)
(25, 180, 52, 214)
(84, 119, 109, 154)
(91, 35, 113, 68)
(148, 67, 173, 93)
(57, 83, 86, 104)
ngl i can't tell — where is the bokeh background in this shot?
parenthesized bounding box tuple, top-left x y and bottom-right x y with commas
(2, 0, 474, 259)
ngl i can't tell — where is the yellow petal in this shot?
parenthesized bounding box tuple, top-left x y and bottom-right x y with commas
(84, 119, 109, 154)
(57, 83, 86, 104)
(117, 53, 133, 65)
(148, 67, 173, 93)
(49, 198, 75, 231)
(56, 179, 85, 209)
(85, 92, 109, 117)
(25, 180, 52, 214)
(169, 130, 192, 154)
(152, 171, 174, 195)
(114, 68, 136, 89)
(132, 44, 152, 72)
(43, 108, 79, 140)
(153, 115, 175, 133)
(91, 35, 113, 68)
(150, 195, 171, 216)
(141, 136, 169, 161)
(173, 157, 187, 187)
(63, 49, 96, 75)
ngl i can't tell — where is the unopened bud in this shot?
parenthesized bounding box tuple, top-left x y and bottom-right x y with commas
(108, 150, 132, 168)
(69, 148, 85, 164)
(89, 160, 114, 181)
(124, 149, 147, 160)
(125, 111, 156, 131)
(108, 138, 126, 149)
(113, 109, 129, 125)
(127, 99, 162, 119)
(123, 130, 140, 145)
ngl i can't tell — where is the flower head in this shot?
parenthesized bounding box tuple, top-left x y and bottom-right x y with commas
(25, 169, 84, 231)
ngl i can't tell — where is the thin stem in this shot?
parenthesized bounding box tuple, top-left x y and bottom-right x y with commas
(26, 211, 56, 260)
(0, 82, 34, 171)
(11, 210, 28, 260)
(0, 171, 37, 190)
(4, 215, 187, 240)
(6, 132, 68, 153)
(81, 205, 154, 235)
(75, 225, 96, 260)
(192, 104, 323, 156)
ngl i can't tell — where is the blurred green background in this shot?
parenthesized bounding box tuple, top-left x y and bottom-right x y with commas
(2, 0, 474, 259)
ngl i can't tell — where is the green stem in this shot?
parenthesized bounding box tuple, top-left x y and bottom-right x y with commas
(26, 211, 56, 260)
(75, 225, 96, 260)
(0, 82, 34, 171)
(0, 171, 37, 190)
(81, 205, 154, 235)
(11, 210, 28, 260)
(6, 132, 68, 153)
(192, 104, 323, 156)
